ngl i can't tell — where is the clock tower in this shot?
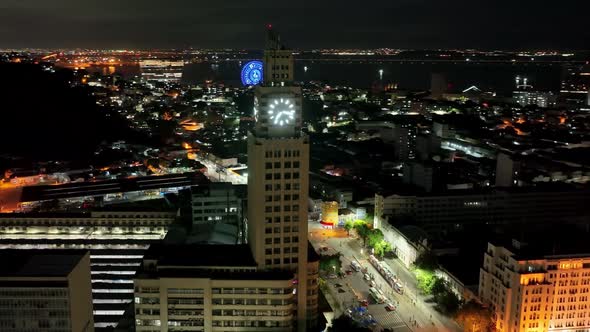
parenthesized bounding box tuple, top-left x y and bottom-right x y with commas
(247, 27, 313, 332)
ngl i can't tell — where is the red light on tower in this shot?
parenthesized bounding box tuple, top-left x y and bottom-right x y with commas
(266, 24, 273, 29)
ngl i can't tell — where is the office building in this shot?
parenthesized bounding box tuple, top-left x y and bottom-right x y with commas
(247, 27, 315, 331)
(191, 183, 243, 226)
(134, 243, 320, 332)
(0, 250, 94, 332)
(403, 161, 435, 192)
(430, 73, 448, 100)
(480, 240, 590, 332)
(513, 91, 556, 108)
(495, 153, 521, 187)
(139, 59, 184, 83)
(0, 208, 176, 330)
(375, 186, 590, 233)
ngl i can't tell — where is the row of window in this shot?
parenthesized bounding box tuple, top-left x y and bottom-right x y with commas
(264, 172, 300, 180)
(265, 194, 300, 202)
(265, 257, 299, 265)
(265, 237, 299, 246)
(264, 205, 300, 213)
(265, 161, 300, 169)
(265, 246, 299, 255)
(265, 215, 300, 223)
(265, 183, 300, 191)
(264, 150, 300, 158)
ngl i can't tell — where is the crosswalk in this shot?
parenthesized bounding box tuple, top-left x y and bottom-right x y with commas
(368, 304, 411, 331)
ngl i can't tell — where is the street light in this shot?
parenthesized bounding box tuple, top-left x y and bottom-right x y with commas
(378, 69, 384, 80)
(360, 249, 363, 255)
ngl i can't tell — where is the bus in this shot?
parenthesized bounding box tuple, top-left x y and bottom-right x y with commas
(393, 282, 404, 295)
(369, 287, 386, 304)
(350, 261, 361, 272)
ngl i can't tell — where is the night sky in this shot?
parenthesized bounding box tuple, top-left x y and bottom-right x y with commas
(1, 0, 588, 50)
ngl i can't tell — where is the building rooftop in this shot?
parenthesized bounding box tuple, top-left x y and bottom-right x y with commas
(489, 225, 590, 261)
(20, 172, 208, 202)
(144, 243, 257, 268)
(0, 249, 87, 278)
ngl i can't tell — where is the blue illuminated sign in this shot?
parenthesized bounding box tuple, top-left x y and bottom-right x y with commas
(241, 61, 263, 86)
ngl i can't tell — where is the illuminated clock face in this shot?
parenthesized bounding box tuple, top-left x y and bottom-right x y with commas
(269, 98, 295, 126)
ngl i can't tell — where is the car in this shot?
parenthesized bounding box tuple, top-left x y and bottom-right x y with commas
(385, 302, 396, 311)
(345, 269, 353, 275)
(337, 288, 346, 293)
(328, 273, 338, 279)
(359, 299, 369, 307)
(369, 280, 376, 288)
(363, 273, 371, 281)
(335, 283, 343, 288)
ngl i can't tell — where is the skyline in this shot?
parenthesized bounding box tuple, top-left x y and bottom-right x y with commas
(1, 0, 589, 50)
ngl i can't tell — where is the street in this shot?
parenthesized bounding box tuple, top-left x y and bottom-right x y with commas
(309, 222, 460, 332)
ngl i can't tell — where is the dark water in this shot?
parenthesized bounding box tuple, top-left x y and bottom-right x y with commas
(182, 61, 564, 95)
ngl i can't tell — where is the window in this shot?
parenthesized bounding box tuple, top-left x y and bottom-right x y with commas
(284, 216, 291, 222)
(274, 173, 281, 180)
(273, 238, 280, 244)
(293, 183, 300, 190)
(274, 150, 282, 158)
(274, 206, 280, 212)
(285, 173, 291, 180)
(285, 183, 291, 190)
(274, 258, 280, 264)
(284, 258, 291, 264)
(292, 194, 299, 200)
(274, 217, 281, 223)
(293, 172, 300, 179)
(274, 162, 281, 168)
(292, 205, 299, 211)
(292, 236, 299, 243)
(265, 238, 272, 245)
(284, 162, 291, 168)
(265, 228, 272, 234)
(265, 249, 272, 255)
(265, 217, 272, 224)
(274, 195, 280, 201)
(265, 162, 272, 169)
(265, 151, 272, 158)
(265, 259, 272, 265)
(265, 206, 272, 213)
(294, 161, 300, 168)
(285, 247, 291, 254)
(265, 184, 272, 191)
(265, 195, 272, 202)
(273, 227, 280, 233)
(273, 248, 281, 254)
(265, 174, 272, 180)
(283, 226, 290, 232)
(284, 195, 291, 201)
(274, 183, 281, 190)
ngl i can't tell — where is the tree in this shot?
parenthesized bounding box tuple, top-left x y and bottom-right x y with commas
(414, 251, 439, 271)
(415, 269, 437, 295)
(344, 220, 354, 235)
(319, 254, 342, 274)
(456, 301, 494, 332)
(431, 277, 448, 297)
(373, 240, 393, 258)
(366, 229, 384, 249)
(437, 289, 461, 315)
(353, 221, 371, 246)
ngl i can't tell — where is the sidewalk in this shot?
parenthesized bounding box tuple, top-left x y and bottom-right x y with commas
(384, 257, 462, 332)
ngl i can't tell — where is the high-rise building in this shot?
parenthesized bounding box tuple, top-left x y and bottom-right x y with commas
(191, 183, 242, 226)
(479, 240, 590, 332)
(0, 250, 94, 332)
(247, 27, 314, 331)
(139, 59, 184, 83)
(495, 152, 521, 187)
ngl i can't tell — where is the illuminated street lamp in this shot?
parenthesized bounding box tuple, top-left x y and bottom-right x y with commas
(378, 69, 384, 80)
(360, 249, 364, 255)
(304, 66, 308, 73)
